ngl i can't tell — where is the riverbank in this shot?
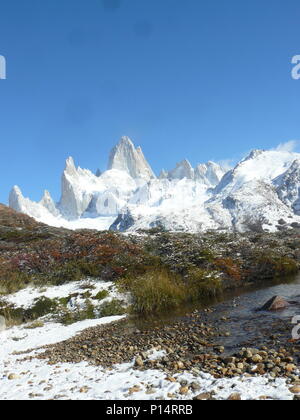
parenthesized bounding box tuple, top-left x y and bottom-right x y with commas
(1, 279, 300, 400)
(35, 283, 300, 383)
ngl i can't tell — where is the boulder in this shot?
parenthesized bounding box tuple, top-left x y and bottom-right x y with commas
(0, 315, 6, 332)
(260, 296, 289, 311)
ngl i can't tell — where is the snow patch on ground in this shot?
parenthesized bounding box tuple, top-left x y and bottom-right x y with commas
(3, 279, 124, 310)
(0, 328, 294, 400)
(0, 316, 125, 360)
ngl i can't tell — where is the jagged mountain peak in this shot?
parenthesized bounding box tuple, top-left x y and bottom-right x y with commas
(10, 185, 22, 196)
(64, 156, 78, 178)
(168, 159, 194, 180)
(65, 156, 76, 169)
(41, 190, 52, 202)
(215, 148, 300, 195)
(108, 137, 155, 180)
(159, 169, 168, 179)
(275, 159, 300, 215)
(120, 135, 134, 146)
(40, 190, 59, 217)
(9, 185, 23, 212)
(193, 162, 225, 188)
(8, 140, 300, 234)
(243, 149, 264, 161)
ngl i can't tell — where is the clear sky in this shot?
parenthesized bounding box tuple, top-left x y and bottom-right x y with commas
(0, 0, 300, 204)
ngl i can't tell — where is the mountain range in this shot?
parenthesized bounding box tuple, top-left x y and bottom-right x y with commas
(9, 136, 300, 233)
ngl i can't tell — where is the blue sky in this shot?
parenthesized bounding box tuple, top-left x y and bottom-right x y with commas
(0, 0, 300, 203)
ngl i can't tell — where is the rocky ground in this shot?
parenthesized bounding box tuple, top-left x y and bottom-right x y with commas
(1, 277, 300, 400)
(0, 312, 292, 401)
(1, 204, 300, 400)
(34, 310, 299, 380)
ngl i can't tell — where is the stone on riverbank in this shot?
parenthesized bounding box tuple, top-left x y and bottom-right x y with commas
(260, 296, 289, 311)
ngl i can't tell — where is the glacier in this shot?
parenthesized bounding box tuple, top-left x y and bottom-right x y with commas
(8, 136, 300, 233)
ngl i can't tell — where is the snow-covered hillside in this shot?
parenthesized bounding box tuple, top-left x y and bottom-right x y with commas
(9, 137, 300, 233)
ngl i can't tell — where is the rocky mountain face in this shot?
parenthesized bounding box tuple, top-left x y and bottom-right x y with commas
(8, 137, 300, 233)
(0, 203, 40, 229)
(108, 136, 155, 180)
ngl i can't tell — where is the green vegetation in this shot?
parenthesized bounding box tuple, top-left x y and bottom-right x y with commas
(59, 299, 108, 325)
(93, 290, 109, 300)
(24, 296, 58, 320)
(120, 268, 184, 314)
(58, 296, 71, 306)
(186, 268, 223, 300)
(99, 299, 127, 317)
(0, 270, 31, 295)
(24, 320, 44, 329)
(1, 217, 300, 317)
(120, 267, 222, 315)
(248, 254, 298, 280)
(0, 296, 59, 326)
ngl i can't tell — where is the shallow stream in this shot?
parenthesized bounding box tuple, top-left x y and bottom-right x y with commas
(130, 275, 300, 354)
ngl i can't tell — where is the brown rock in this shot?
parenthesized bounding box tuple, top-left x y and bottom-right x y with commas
(285, 364, 296, 373)
(177, 361, 185, 369)
(128, 386, 141, 394)
(260, 296, 289, 311)
(179, 386, 189, 395)
(193, 392, 212, 400)
(228, 393, 241, 400)
(252, 354, 263, 364)
(289, 385, 300, 394)
(134, 356, 144, 368)
(8, 373, 20, 380)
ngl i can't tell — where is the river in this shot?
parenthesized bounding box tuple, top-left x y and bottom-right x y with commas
(130, 274, 300, 354)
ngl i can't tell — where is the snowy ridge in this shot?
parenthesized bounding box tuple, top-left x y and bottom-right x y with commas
(8, 137, 300, 233)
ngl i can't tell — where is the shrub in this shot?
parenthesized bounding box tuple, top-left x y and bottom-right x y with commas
(214, 258, 241, 281)
(248, 254, 298, 281)
(59, 299, 96, 325)
(121, 268, 187, 314)
(0, 304, 24, 327)
(24, 296, 58, 321)
(186, 268, 223, 299)
(93, 290, 109, 301)
(45, 262, 83, 285)
(99, 299, 126, 317)
(24, 320, 44, 329)
(58, 296, 71, 306)
(0, 267, 31, 295)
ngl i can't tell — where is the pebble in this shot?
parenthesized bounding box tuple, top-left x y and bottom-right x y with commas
(8, 373, 20, 380)
(289, 385, 300, 394)
(179, 386, 189, 395)
(194, 392, 212, 400)
(228, 393, 241, 400)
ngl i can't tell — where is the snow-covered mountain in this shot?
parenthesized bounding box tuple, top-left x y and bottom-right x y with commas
(9, 137, 300, 233)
